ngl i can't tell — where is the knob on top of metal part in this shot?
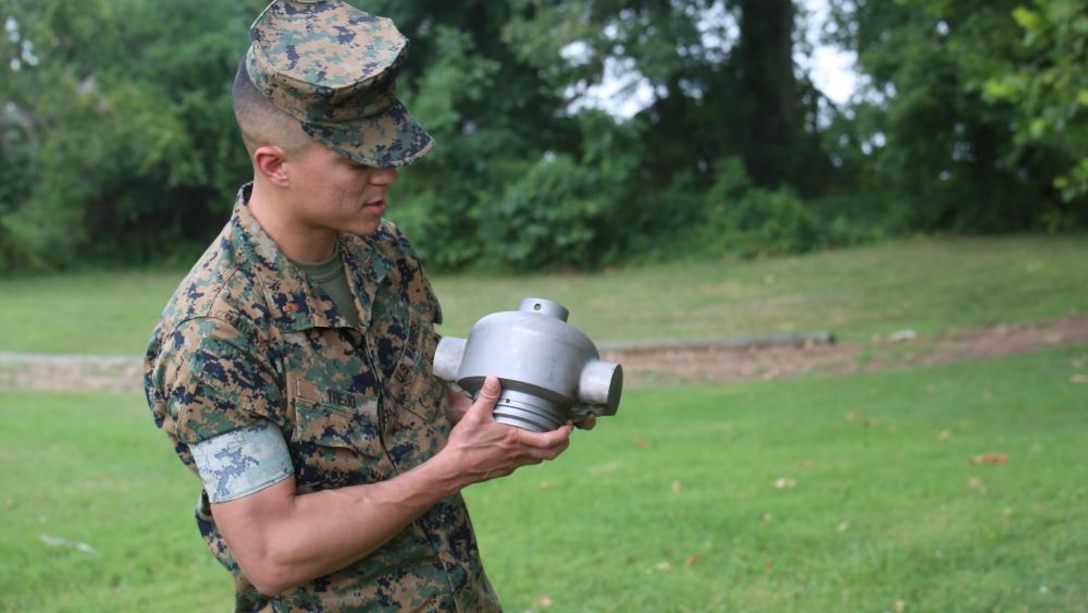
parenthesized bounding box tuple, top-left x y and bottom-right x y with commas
(432, 298, 623, 432)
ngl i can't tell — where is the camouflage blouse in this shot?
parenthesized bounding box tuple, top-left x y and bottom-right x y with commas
(144, 184, 501, 612)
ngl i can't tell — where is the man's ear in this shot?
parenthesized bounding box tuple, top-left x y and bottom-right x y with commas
(253, 145, 290, 187)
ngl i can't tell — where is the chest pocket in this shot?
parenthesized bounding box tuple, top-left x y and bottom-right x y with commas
(384, 327, 451, 466)
(290, 380, 393, 491)
(371, 275, 445, 433)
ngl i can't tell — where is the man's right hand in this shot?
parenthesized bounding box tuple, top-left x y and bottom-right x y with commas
(442, 376, 572, 487)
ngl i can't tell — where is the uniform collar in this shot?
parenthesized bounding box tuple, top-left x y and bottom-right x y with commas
(230, 183, 392, 332)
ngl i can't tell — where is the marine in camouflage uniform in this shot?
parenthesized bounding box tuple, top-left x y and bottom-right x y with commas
(143, 1, 572, 610)
(146, 186, 499, 611)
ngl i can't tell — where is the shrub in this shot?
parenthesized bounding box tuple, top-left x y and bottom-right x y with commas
(480, 153, 612, 271)
(693, 157, 821, 258)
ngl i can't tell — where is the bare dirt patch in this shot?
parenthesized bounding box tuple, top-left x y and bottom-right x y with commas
(2, 315, 1087, 393)
(0, 359, 145, 395)
(605, 314, 1088, 387)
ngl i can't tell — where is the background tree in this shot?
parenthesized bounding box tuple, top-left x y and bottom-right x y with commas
(498, 0, 840, 263)
(1, 0, 262, 269)
(983, 0, 1088, 229)
(825, 0, 1085, 232)
(368, 0, 693, 270)
(1, 0, 1083, 274)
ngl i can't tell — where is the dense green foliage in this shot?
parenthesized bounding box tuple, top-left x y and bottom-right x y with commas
(983, 1, 1088, 208)
(1, 0, 267, 269)
(1, 0, 1085, 273)
(826, 0, 1088, 233)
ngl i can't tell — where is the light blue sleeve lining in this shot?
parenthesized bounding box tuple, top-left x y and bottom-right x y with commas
(190, 420, 294, 504)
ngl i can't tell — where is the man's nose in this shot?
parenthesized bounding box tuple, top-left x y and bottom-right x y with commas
(370, 167, 398, 186)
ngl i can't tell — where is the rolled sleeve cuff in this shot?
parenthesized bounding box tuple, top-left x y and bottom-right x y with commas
(190, 421, 294, 503)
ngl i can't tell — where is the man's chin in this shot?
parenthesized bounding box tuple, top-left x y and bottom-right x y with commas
(349, 221, 382, 237)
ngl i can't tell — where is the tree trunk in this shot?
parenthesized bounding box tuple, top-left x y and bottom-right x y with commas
(737, 0, 797, 188)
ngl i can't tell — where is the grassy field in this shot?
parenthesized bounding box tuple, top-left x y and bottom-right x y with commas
(1, 346, 1086, 612)
(1, 234, 1086, 355)
(1, 234, 1086, 611)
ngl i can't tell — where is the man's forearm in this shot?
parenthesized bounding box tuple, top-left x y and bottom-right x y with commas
(213, 449, 468, 596)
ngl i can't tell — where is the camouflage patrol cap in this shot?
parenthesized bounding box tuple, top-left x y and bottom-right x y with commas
(246, 0, 433, 167)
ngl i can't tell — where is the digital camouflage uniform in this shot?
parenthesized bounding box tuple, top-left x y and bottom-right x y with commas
(143, 1, 501, 610)
(145, 185, 501, 612)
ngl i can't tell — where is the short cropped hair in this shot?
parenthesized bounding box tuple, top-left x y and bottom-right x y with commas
(232, 60, 315, 158)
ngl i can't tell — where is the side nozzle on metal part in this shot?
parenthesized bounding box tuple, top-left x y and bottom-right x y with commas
(433, 298, 623, 432)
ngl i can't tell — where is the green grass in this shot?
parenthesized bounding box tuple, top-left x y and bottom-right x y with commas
(0, 269, 182, 356)
(1, 234, 1086, 611)
(2, 346, 1086, 612)
(0, 391, 229, 612)
(1, 234, 1086, 355)
(467, 345, 1088, 612)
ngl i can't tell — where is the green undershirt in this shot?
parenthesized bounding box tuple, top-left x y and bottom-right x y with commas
(294, 249, 360, 328)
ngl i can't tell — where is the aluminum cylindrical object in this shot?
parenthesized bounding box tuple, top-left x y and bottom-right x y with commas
(432, 298, 623, 431)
